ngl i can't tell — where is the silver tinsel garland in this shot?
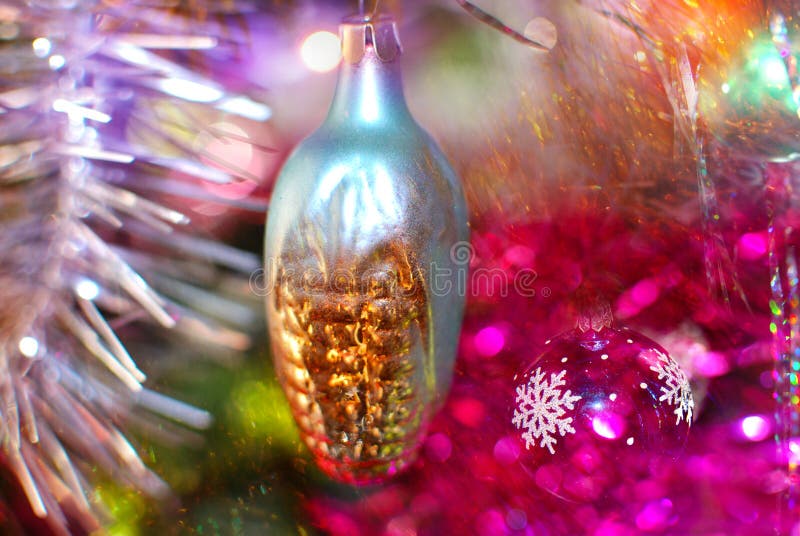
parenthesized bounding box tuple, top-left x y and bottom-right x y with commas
(0, 1, 269, 532)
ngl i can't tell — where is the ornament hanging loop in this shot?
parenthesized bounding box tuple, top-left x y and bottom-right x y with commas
(573, 289, 613, 333)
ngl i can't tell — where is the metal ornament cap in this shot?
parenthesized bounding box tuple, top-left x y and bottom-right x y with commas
(340, 15, 402, 64)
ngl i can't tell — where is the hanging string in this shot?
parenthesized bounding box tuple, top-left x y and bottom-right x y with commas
(455, 0, 555, 51)
(357, 0, 380, 21)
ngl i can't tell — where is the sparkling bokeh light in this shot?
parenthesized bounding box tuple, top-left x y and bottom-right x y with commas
(301, 30, 342, 73)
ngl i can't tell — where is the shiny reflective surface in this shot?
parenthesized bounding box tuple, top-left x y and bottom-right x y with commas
(265, 17, 468, 484)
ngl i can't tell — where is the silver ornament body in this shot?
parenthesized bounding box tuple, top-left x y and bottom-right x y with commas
(264, 16, 468, 484)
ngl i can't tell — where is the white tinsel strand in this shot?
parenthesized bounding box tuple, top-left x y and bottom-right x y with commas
(0, 1, 269, 532)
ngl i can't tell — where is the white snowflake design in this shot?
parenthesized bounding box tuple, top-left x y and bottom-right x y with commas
(650, 351, 694, 425)
(512, 367, 582, 455)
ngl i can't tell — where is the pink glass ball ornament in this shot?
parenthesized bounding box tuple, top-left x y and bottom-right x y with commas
(511, 325, 694, 503)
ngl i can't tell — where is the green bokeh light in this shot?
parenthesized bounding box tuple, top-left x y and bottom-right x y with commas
(737, 40, 797, 113)
(94, 484, 147, 536)
(228, 379, 298, 444)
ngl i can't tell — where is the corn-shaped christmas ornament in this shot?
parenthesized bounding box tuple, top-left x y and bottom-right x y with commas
(264, 14, 468, 484)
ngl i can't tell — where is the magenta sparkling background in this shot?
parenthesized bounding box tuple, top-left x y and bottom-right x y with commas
(301, 200, 797, 536)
